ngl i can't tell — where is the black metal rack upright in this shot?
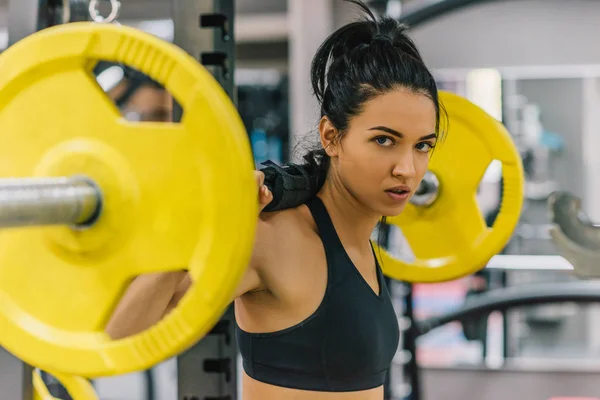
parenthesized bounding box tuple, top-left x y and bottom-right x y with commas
(171, 1, 239, 399)
(404, 284, 420, 400)
(394, 281, 420, 400)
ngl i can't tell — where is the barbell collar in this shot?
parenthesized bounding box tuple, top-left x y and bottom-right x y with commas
(0, 176, 101, 228)
(410, 170, 440, 207)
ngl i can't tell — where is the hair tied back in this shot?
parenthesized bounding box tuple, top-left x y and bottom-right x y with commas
(371, 34, 394, 46)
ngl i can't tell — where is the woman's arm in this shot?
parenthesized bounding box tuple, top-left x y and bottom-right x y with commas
(106, 271, 186, 339)
(105, 171, 273, 339)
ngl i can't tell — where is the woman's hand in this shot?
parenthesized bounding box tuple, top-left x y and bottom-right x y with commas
(255, 170, 273, 213)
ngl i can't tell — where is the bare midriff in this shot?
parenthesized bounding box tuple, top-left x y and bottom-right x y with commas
(241, 371, 384, 400)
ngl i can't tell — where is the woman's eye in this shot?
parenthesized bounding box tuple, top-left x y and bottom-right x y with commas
(416, 142, 435, 152)
(375, 136, 394, 146)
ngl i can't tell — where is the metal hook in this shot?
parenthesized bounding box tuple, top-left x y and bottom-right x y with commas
(89, 0, 121, 23)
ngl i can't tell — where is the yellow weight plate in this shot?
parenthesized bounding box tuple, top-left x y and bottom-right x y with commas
(33, 370, 98, 400)
(0, 22, 257, 376)
(375, 91, 524, 283)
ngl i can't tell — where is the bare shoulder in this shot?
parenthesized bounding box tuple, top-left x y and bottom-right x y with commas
(252, 204, 321, 296)
(260, 204, 313, 232)
(255, 204, 316, 259)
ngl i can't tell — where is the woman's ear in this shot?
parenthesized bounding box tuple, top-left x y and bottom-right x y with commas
(319, 116, 339, 157)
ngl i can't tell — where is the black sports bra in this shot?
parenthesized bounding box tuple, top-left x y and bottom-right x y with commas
(235, 196, 400, 392)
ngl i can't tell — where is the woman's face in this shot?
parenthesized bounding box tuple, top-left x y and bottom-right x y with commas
(321, 88, 437, 217)
(109, 82, 172, 122)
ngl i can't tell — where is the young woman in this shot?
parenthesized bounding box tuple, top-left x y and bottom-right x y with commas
(106, 1, 445, 399)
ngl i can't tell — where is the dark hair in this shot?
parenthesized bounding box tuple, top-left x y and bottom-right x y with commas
(301, 0, 446, 191)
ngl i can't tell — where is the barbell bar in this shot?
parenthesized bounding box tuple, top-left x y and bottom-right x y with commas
(0, 176, 100, 228)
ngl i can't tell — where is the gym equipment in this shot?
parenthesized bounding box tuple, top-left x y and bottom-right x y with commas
(375, 91, 524, 283)
(88, 0, 121, 24)
(407, 280, 600, 400)
(0, 21, 257, 378)
(171, 1, 240, 399)
(33, 370, 98, 400)
(415, 280, 600, 337)
(548, 191, 600, 278)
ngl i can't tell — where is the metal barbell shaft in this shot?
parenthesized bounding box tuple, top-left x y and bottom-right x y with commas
(0, 176, 101, 228)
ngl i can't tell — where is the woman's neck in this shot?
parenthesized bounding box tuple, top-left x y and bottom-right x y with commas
(317, 177, 381, 250)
